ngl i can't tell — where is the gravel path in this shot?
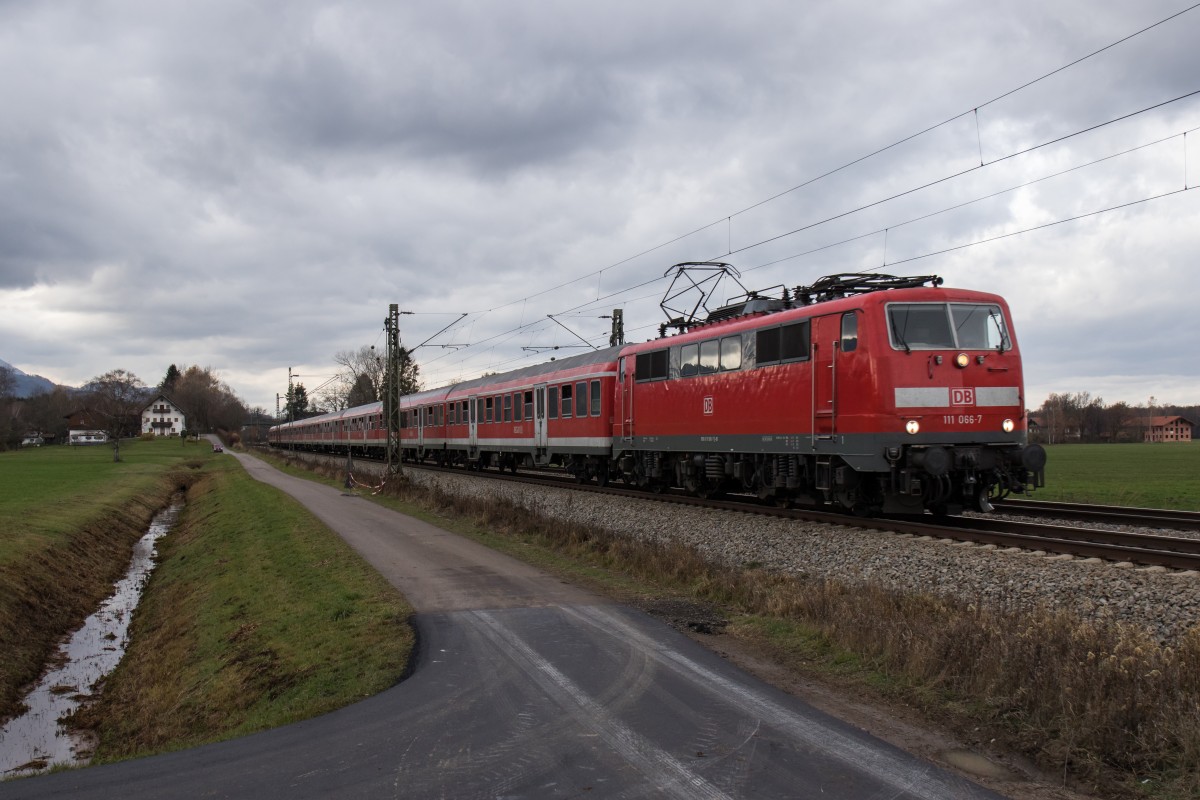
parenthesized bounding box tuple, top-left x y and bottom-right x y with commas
(338, 456, 1200, 644)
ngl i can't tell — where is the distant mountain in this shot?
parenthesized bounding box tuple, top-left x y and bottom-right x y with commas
(0, 358, 60, 398)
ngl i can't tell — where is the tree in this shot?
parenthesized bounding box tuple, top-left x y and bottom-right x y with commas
(346, 372, 377, 407)
(85, 369, 147, 461)
(319, 345, 420, 411)
(170, 365, 248, 434)
(284, 383, 309, 420)
(0, 366, 14, 450)
(15, 386, 74, 445)
(161, 363, 181, 392)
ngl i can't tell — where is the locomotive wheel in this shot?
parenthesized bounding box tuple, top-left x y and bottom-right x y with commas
(595, 464, 610, 487)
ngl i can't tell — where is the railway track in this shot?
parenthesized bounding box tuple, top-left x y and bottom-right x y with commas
(394, 460, 1200, 572)
(991, 497, 1200, 531)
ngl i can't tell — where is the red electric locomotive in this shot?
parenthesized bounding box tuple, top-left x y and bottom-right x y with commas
(609, 270, 1044, 514)
(269, 268, 1044, 515)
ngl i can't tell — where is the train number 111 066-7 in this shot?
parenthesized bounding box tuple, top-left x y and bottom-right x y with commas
(944, 414, 981, 425)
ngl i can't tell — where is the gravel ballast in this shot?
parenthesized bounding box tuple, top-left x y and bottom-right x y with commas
(335, 455, 1200, 644)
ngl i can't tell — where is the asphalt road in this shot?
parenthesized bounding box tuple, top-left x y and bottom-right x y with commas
(1, 452, 1006, 799)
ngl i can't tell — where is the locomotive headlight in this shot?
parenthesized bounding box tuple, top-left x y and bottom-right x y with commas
(1003, 418, 1015, 433)
(954, 352, 970, 368)
(905, 420, 921, 435)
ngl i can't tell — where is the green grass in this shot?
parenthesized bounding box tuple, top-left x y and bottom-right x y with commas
(1037, 442, 1200, 510)
(0, 440, 414, 766)
(74, 455, 414, 760)
(0, 439, 203, 720)
(0, 438, 202, 562)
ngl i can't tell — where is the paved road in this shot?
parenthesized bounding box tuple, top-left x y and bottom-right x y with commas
(3, 452, 1006, 799)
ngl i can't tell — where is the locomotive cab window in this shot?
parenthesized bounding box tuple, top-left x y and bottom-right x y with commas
(888, 303, 1009, 351)
(951, 303, 1011, 350)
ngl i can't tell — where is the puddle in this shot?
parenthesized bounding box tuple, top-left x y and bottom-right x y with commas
(0, 501, 183, 778)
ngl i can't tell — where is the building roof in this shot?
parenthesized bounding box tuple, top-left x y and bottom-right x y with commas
(141, 393, 183, 414)
(1149, 415, 1197, 428)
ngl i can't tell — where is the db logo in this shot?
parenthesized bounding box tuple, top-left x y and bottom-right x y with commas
(951, 388, 976, 406)
(703, 396, 714, 416)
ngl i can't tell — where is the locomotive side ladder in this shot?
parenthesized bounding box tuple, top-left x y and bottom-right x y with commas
(811, 315, 839, 442)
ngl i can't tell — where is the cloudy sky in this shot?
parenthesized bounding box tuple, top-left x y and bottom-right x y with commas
(1, 0, 1197, 414)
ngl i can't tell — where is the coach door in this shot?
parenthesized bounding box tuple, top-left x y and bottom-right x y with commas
(619, 356, 634, 441)
(812, 316, 838, 439)
(468, 395, 479, 456)
(533, 384, 548, 450)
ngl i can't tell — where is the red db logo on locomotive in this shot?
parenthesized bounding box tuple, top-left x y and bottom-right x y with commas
(703, 396, 714, 415)
(951, 388, 976, 406)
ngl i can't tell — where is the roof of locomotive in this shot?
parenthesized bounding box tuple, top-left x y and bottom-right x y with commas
(620, 283, 1009, 352)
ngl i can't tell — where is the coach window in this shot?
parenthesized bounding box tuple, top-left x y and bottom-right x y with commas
(590, 380, 601, 416)
(548, 386, 559, 419)
(561, 383, 573, 418)
(485, 397, 493, 423)
(448, 404, 456, 425)
(462, 401, 470, 422)
(720, 335, 741, 371)
(524, 390, 534, 420)
(513, 392, 522, 422)
(575, 381, 588, 417)
(501, 394, 510, 422)
(841, 313, 858, 352)
(680, 343, 699, 377)
(437, 406, 443, 426)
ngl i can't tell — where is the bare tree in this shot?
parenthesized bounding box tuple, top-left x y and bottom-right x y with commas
(171, 365, 248, 435)
(86, 369, 147, 461)
(323, 345, 420, 410)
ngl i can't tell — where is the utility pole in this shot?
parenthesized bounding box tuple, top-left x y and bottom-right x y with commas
(384, 305, 403, 475)
(609, 308, 624, 347)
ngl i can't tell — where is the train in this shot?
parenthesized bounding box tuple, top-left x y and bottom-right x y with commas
(270, 270, 1045, 515)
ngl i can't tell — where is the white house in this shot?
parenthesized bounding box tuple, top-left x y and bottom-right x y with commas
(142, 394, 186, 436)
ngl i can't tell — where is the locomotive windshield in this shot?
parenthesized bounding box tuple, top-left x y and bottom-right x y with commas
(888, 303, 1010, 351)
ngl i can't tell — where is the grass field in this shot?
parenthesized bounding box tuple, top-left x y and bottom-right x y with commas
(1036, 442, 1200, 510)
(74, 454, 413, 760)
(0, 439, 413, 767)
(0, 438, 201, 721)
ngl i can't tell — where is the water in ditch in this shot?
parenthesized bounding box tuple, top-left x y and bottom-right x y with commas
(0, 501, 183, 778)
